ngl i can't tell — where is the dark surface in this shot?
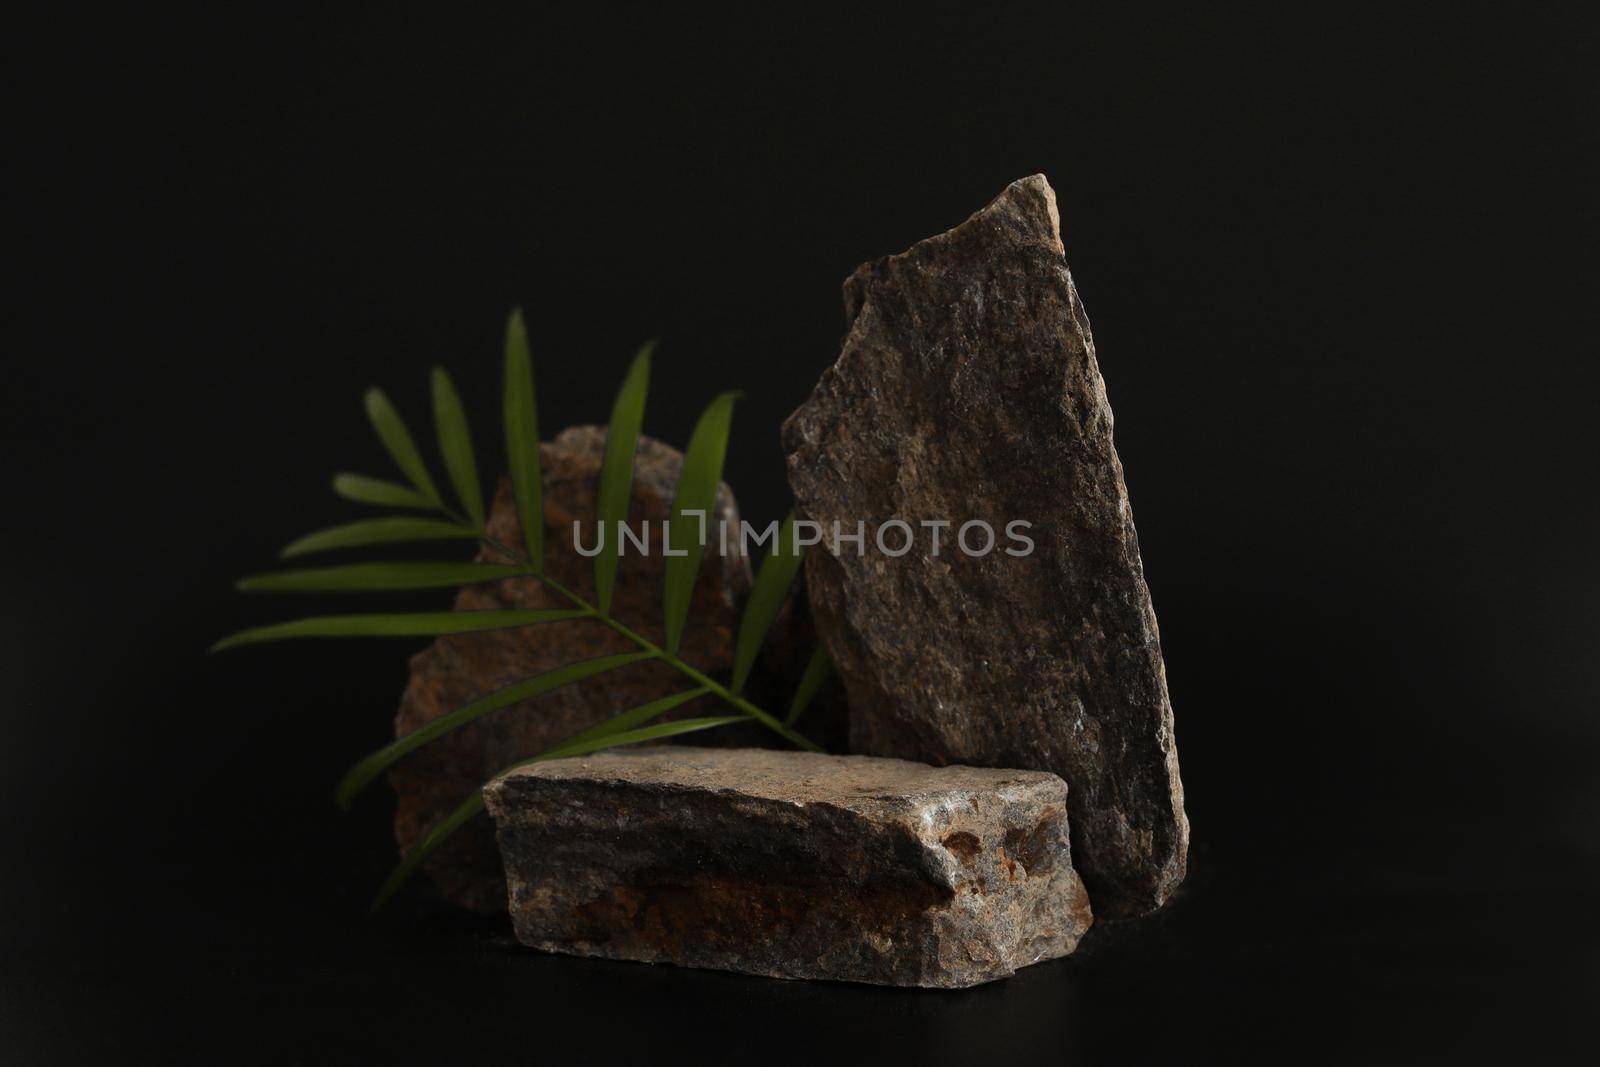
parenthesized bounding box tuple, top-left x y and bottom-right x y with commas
(6, 2, 1598, 1064)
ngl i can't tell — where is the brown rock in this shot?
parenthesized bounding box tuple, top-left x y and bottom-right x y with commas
(781, 174, 1188, 918)
(392, 426, 750, 910)
(484, 747, 1093, 987)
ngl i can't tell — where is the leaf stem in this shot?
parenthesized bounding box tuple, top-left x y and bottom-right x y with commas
(582, 595, 821, 752)
(449, 510, 820, 752)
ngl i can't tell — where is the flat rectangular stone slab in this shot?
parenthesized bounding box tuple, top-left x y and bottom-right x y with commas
(484, 747, 1093, 988)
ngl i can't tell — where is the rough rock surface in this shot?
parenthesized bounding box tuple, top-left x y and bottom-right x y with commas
(485, 747, 1093, 987)
(392, 426, 751, 910)
(781, 174, 1188, 918)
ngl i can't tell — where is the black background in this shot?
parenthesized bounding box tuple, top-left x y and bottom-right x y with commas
(7, 3, 1598, 1063)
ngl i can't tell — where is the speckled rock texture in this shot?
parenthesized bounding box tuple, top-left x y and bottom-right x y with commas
(485, 747, 1092, 987)
(392, 426, 753, 911)
(781, 174, 1188, 918)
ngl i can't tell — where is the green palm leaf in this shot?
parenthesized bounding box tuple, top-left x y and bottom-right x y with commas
(210, 609, 586, 652)
(663, 391, 739, 655)
(216, 319, 835, 914)
(280, 517, 479, 558)
(431, 367, 484, 529)
(332, 473, 435, 509)
(365, 387, 441, 505)
(335, 651, 653, 808)
(731, 511, 802, 693)
(503, 309, 544, 571)
(237, 561, 527, 593)
(786, 645, 833, 725)
(370, 711, 740, 911)
(555, 686, 710, 750)
(593, 342, 653, 613)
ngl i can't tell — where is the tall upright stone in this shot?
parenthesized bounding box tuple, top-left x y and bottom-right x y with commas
(782, 175, 1188, 917)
